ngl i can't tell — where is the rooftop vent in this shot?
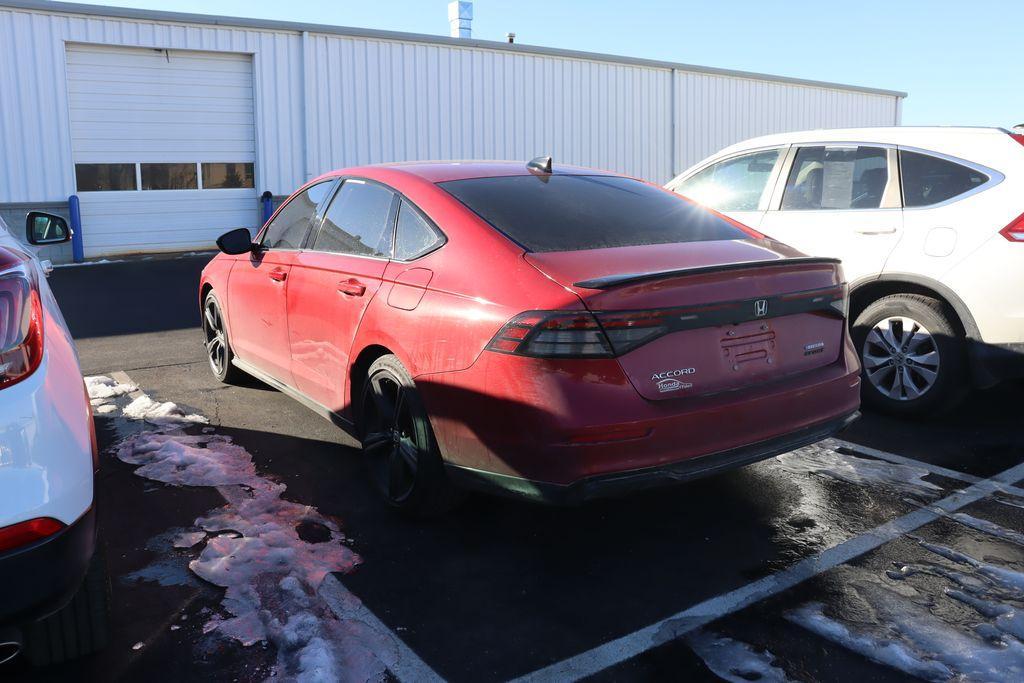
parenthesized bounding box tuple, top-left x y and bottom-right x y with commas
(448, 1, 472, 39)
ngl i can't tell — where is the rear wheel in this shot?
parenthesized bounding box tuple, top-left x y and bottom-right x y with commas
(358, 355, 463, 515)
(203, 292, 243, 384)
(851, 294, 967, 417)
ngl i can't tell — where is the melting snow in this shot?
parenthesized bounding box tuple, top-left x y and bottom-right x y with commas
(93, 376, 388, 681)
(85, 374, 138, 399)
(788, 539, 1024, 681)
(776, 444, 944, 499)
(123, 394, 208, 426)
(948, 512, 1024, 548)
(686, 631, 794, 683)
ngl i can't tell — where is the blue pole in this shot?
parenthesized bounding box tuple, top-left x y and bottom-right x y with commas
(261, 191, 274, 225)
(69, 194, 84, 263)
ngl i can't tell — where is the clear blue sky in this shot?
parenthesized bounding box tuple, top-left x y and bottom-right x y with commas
(91, 0, 1020, 128)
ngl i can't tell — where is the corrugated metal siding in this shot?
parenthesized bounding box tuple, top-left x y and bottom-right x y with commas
(672, 71, 900, 173)
(0, 4, 902, 212)
(302, 35, 673, 183)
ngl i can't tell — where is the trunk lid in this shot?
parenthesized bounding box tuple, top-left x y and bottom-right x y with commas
(525, 239, 847, 400)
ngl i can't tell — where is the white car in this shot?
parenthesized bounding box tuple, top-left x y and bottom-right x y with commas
(0, 213, 107, 666)
(667, 126, 1024, 416)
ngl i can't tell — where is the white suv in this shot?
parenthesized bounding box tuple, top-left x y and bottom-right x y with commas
(0, 213, 107, 667)
(668, 127, 1024, 416)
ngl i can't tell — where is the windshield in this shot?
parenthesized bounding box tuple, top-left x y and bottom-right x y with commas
(439, 174, 750, 252)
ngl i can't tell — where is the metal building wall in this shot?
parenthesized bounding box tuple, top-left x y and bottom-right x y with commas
(0, 1, 904, 210)
(301, 35, 674, 183)
(672, 71, 903, 172)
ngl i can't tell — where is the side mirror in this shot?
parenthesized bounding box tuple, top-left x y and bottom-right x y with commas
(216, 227, 256, 255)
(26, 212, 71, 246)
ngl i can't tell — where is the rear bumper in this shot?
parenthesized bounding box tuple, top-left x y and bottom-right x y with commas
(0, 507, 96, 627)
(970, 341, 1024, 388)
(419, 333, 862, 491)
(447, 410, 859, 504)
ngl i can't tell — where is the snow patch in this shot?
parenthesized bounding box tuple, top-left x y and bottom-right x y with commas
(116, 433, 263, 488)
(949, 512, 1024, 548)
(776, 445, 943, 499)
(789, 541, 1024, 682)
(123, 394, 208, 426)
(686, 631, 794, 683)
(100, 380, 387, 681)
(85, 374, 137, 399)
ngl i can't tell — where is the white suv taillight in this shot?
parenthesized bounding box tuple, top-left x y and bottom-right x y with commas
(1000, 212, 1024, 243)
(0, 247, 44, 390)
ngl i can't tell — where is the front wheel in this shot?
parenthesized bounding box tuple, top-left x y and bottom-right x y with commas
(202, 292, 243, 384)
(358, 355, 463, 515)
(851, 294, 967, 418)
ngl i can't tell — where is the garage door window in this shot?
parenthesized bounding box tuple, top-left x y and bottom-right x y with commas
(75, 163, 137, 192)
(781, 146, 889, 210)
(202, 163, 255, 189)
(141, 163, 198, 191)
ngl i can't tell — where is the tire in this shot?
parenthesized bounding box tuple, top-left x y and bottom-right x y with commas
(202, 292, 244, 385)
(24, 547, 111, 667)
(851, 294, 967, 418)
(358, 355, 464, 515)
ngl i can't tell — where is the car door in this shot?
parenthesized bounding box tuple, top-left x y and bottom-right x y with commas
(758, 144, 903, 283)
(668, 147, 786, 229)
(227, 179, 335, 385)
(287, 178, 397, 411)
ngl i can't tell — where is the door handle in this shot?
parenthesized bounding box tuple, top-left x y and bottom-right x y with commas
(854, 227, 897, 235)
(338, 279, 366, 297)
(268, 268, 288, 282)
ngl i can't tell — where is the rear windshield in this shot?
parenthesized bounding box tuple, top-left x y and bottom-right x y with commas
(438, 174, 749, 252)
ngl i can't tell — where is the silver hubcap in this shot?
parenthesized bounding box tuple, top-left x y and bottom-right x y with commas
(204, 301, 228, 376)
(862, 316, 940, 401)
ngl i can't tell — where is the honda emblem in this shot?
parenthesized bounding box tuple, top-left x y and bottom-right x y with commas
(754, 299, 768, 317)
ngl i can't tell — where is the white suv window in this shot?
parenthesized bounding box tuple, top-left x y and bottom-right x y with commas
(674, 149, 780, 211)
(781, 146, 889, 211)
(900, 151, 989, 207)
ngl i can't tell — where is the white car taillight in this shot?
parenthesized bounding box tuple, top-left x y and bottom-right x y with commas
(0, 247, 44, 390)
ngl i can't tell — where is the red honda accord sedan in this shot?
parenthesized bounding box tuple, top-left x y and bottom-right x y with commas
(200, 159, 860, 513)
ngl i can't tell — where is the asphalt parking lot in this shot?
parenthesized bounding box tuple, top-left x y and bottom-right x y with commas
(5, 253, 1024, 682)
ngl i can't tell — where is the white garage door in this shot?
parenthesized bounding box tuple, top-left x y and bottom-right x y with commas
(66, 44, 258, 257)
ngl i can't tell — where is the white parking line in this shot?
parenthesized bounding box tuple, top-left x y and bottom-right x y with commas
(318, 576, 446, 683)
(511, 458, 1024, 683)
(829, 438, 1024, 499)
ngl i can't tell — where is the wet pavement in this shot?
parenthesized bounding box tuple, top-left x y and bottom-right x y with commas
(4, 253, 1023, 681)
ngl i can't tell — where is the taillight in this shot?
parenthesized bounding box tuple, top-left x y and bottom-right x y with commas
(0, 517, 64, 553)
(487, 311, 614, 358)
(1011, 133, 1024, 148)
(1000, 211, 1024, 242)
(0, 248, 44, 390)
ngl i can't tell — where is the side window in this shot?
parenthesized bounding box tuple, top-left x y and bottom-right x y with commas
(262, 181, 334, 250)
(313, 179, 396, 257)
(900, 151, 989, 208)
(781, 146, 889, 211)
(394, 201, 444, 260)
(674, 149, 781, 211)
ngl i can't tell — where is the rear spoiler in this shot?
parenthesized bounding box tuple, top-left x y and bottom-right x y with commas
(574, 257, 842, 290)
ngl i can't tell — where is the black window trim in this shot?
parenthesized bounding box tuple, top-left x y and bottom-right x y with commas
(896, 145, 1002, 210)
(256, 177, 339, 252)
